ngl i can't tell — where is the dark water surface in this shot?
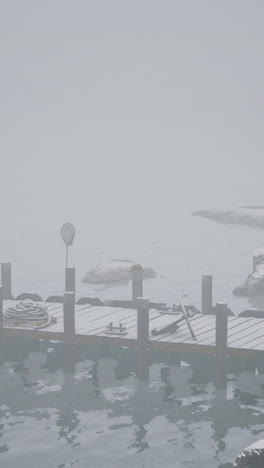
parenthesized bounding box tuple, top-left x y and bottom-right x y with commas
(0, 340, 264, 468)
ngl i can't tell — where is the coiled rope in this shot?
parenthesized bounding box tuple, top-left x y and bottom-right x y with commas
(4, 300, 51, 329)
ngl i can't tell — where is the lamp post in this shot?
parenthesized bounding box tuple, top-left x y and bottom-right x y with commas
(61, 223, 76, 294)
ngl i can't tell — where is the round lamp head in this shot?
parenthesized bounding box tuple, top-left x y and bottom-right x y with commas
(61, 223, 76, 247)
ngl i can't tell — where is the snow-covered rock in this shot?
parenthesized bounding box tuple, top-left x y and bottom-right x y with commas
(82, 259, 156, 284)
(193, 207, 264, 228)
(233, 248, 264, 296)
(234, 439, 264, 467)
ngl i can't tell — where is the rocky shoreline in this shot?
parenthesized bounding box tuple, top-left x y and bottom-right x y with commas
(193, 207, 264, 228)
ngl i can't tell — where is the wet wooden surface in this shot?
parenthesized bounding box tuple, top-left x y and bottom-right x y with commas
(2, 300, 264, 354)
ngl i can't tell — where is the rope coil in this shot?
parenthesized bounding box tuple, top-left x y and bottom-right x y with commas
(4, 300, 51, 329)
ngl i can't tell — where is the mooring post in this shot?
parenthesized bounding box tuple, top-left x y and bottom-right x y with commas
(215, 302, 228, 389)
(63, 291, 75, 373)
(65, 267, 75, 294)
(1, 263, 12, 300)
(0, 286, 4, 364)
(202, 275, 213, 315)
(132, 264, 143, 304)
(0, 286, 3, 332)
(137, 297, 149, 380)
(0, 285, 4, 333)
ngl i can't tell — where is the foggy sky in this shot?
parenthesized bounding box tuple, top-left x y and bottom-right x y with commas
(1, 1, 264, 223)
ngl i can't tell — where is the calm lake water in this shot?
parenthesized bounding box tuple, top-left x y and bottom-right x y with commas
(1, 212, 264, 467)
(1, 342, 264, 468)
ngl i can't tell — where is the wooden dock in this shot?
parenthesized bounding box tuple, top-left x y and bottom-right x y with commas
(2, 299, 264, 358)
(1, 262, 264, 388)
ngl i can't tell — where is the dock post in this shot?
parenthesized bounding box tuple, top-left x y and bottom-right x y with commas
(0, 286, 3, 332)
(1, 263, 12, 300)
(137, 297, 149, 380)
(65, 267, 75, 294)
(202, 275, 213, 315)
(0, 286, 4, 364)
(63, 291, 75, 373)
(215, 302, 228, 389)
(132, 264, 143, 304)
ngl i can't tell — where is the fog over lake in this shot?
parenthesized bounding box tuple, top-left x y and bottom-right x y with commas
(1, 0, 264, 310)
(1, 1, 264, 467)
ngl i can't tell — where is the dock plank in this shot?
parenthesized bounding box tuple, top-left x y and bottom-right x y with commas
(75, 307, 133, 331)
(75, 307, 136, 333)
(228, 321, 264, 346)
(234, 330, 264, 349)
(77, 308, 162, 336)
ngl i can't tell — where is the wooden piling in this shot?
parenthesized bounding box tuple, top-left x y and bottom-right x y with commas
(63, 291, 75, 373)
(137, 297, 149, 380)
(202, 275, 213, 315)
(0, 286, 4, 364)
(132, 264, 143, 304)
(64, 291, 75, 343)
(65, 267, 75, 293)
(1, 263, 12, 300)
(0, 286, 3, 332)
(215, 302, 228, 389)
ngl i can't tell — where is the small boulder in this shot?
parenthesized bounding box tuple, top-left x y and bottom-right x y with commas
(239, 309, 264, 318)
(76, 297, 104, 306)
(82, 260, 156, 284)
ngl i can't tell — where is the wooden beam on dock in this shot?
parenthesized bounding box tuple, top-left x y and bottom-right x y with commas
(0, 286, 3, 332)
(0, 286, 4, 364)
(132, 265, 143, 304)
(63, 291, 76, 373)
(215, 302, 228, 389)
(63, 292, 75, 341)
(1, 324, 263, 359)
(65, 267, 75, 294)
(137, 297, 149, 380)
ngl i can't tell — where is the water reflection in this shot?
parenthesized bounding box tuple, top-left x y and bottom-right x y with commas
(1, 342, 264, 467)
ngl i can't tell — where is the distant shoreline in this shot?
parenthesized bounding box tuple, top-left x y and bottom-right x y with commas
(193, 207, 264, 229)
